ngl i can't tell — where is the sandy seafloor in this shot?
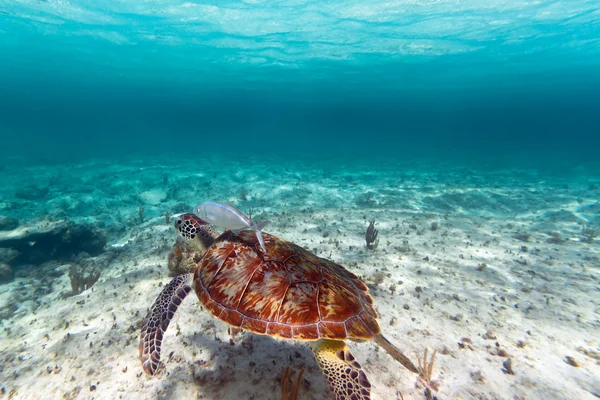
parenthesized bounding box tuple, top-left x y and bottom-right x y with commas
(0, 154, 599, 400)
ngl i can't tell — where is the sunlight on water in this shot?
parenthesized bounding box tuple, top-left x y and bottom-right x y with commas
(2, 0, 600, 85)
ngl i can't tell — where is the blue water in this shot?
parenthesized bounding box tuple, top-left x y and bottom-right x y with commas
(2, 1, 600, 164)
(1, 3, 600, 399)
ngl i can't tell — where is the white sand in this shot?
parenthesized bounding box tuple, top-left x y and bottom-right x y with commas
(0, 156, 598, 400)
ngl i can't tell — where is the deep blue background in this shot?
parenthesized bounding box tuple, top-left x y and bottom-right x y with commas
(1, 6, 599, 168)
(2, 70, 599, 164)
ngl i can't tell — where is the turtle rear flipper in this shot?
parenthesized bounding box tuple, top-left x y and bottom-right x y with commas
(140, 274, 193, 375)
(310, 339, 371, 400)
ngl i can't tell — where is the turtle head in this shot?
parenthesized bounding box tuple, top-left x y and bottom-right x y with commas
(174, 213, 218, 255)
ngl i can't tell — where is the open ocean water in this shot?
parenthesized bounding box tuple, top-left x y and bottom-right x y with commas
(0, 1, 599, 400)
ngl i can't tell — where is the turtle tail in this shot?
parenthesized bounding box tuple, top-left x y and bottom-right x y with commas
(373, 334, 419, 374)
(139, 273, 193, 375)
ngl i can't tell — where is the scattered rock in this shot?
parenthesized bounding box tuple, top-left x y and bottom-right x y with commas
(502, 358, 514, 375)
(576, 346, 600, 361)
(458, 337, 474, 350)
(450, 313, 463, 322)
(470, 369, 486, 383)
(497, 348, 509, 357)
(513, 232, 530, 242)
(564, 356, 580, 367)
(0, 216, 19, 231)
(483, 328, 497, 340)
(487, 342, 510, 357)
(0, 220, 106, 266)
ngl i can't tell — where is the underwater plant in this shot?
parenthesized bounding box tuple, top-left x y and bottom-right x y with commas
(365, 220, 379, 250)
(580, 224, 598, 243)
(167, 242, 199, 276)
(546, 232, 565, 244)
(417, 348, 440, 395)
(239, 187, 249, 201)
(167, 243, 184, 276)
(138, 205, 145, 224)
(68, 263, 101, 295)
(281, 366, 304, 400)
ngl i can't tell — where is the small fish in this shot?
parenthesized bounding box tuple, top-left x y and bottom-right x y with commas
(194, 201, 269, 253)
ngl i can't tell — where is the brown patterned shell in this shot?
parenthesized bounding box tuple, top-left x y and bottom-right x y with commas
(192, 230, 380, 341)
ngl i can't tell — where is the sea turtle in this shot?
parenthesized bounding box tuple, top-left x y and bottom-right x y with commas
(140, 213, 436, 399)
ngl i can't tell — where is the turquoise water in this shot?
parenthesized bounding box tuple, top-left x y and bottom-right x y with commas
(1, 2, 600, 400)
(2, 1, 600, 162)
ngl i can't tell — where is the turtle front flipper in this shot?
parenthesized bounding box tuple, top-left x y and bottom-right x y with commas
(139, 274, 193, 375)
(310, 339, 371, 400)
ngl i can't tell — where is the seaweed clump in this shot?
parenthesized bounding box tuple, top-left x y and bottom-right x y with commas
(167, 241, 198, 276)
(69, 263, 101, 295)
(167, 243, 185, 276)
(281, 366, 304, 400)
(138, 205, 145, 224)
(580, 224, 598, 243)
(546, 232, 565, 244)
(365, 220, 379, 250)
